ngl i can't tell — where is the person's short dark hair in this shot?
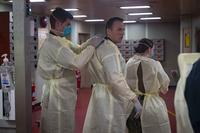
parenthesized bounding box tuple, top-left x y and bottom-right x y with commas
(105, 17, 124, 30)
(134, 38, 153, 53)
(50, 7, 73, 29)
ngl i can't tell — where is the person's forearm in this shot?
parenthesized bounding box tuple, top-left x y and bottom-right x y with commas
(109, 74, 137, 101)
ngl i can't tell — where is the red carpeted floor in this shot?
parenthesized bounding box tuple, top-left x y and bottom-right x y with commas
(32, 87, 176, 133)
(161, 87, 176, 133)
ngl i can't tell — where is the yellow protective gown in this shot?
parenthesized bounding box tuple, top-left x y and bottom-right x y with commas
(174, 53, 200, 133)
(83, 39, 136, 133)
(125, 55, 171, 133)
(37, 34, 95, 133)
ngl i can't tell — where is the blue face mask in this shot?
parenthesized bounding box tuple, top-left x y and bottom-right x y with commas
(63, 26, 71, 37)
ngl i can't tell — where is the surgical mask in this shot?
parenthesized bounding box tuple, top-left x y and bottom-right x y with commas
(63, 26, 71, 37)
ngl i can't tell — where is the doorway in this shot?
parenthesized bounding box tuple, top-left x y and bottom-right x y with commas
(195, 28, 200, 52)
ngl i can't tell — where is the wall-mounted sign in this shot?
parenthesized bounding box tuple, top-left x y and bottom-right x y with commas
(183, 28, 192, 52)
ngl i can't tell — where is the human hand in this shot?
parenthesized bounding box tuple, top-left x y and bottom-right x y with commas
(133, 98, 142, 118)
(161, 88, 168, 94)
(87, 35, 104, 48)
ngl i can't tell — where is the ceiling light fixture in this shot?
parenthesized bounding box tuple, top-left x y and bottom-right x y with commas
(140, 17, 161, 20)
(128, 12, 153, 16)
(73, 15, 87, 18)
(65, 8, 79, 11)
(85, 19, 104, 22)
(8, 0, 45, 2)
(30, 0, 45, 2)
(123, 21, 136, 23)
(120, 6, 150, 9)
(51, 8, 79, 12)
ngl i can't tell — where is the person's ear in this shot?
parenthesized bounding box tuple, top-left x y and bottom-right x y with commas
(106, 29, 112, 36)
(149, 48, 152, 53)
(55, 21, 61, 29)
(146, 48, 150, 55)
(55, 21, 59, 29)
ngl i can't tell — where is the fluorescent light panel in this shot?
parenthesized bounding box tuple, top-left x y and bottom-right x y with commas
(85, 19, 104, 22)
(65, 8, 79, 11)
(30, 0, 45, 2)
(51, 8, 79, 12)
(73, 15, 87, 18)
(123, 21, 136, 23)
(140, 17, 161, 20)
(120, 6, 150, 9)
(128, 12, 152, 16)
(9, 0, 45, 2)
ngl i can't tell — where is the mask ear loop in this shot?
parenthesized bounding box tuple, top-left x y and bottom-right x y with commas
(140, 42, 151, 48)
(50, 14, 60, 31)
(51, 14, 60, 23)
(51, 14, 66, 29)
(140, 42, 153, 57)
(50, 14, 66, 37)
(134, 42, 151, 49)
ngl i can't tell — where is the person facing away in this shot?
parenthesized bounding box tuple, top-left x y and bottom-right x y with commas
(125, 38, 171, 133)
(82, 17, 142, 133)
(37, 7, 103, 133)
(185, 58, 200, 133)
(174, 53, 200, 133)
